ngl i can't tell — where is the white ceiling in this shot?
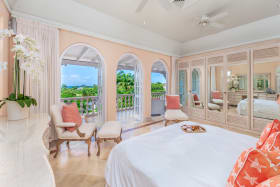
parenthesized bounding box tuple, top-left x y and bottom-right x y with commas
(5, 0, 280, 56)
(73, 0, 280, 42)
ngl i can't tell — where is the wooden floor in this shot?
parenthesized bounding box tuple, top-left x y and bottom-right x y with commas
(49, 121, 165, 187)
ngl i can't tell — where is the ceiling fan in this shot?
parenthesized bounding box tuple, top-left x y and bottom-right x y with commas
(198, 12, 228, 29)
(136, 0, 198, 12)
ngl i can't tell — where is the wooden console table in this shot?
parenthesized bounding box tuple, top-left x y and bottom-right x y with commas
(0, 113, 55, 187)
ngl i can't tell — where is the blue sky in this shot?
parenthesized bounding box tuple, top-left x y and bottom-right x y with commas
(61, 65, 166, 86)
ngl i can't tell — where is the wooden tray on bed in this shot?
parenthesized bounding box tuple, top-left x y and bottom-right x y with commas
(181, 125, 206, 133)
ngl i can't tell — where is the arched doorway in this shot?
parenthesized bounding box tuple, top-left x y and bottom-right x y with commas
(151, 60, 168, 116)
(60, 44, 105, 123)
(116, 54, 143, 123)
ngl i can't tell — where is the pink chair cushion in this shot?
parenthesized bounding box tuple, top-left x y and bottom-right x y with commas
(212, 91, 222, 99)
(166, 95, 180, 109)
(62, 103, 82, 132)
(193, 94, 200, 105)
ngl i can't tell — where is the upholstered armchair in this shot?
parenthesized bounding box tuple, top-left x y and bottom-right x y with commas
(191, 94, 204, 108)
(50, 103, 97, 158)
(164, 95, 189, 126)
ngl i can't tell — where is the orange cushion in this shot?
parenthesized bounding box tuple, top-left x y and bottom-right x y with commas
(62, 103, 82, 132)
(166, 95, 180, 109)
(261, 132, 280, 152)
(257, 119, 280, 149)
(256, 175, 280, 187)
(212, 91, 222, 99)
(193, 94, 200, 105)
(227, 148, 280, 187)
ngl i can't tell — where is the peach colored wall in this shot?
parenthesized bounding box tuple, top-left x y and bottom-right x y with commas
(59, 30, 171, 121)
(0, 1, 10, 116)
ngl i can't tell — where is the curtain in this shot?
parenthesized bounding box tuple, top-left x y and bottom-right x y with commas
(16, 17, 60, 114)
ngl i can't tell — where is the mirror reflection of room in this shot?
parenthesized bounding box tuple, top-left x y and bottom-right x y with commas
(208, 66, 224, 112)
(192, 68, 204, 108)
(179, 70, 188, 106)
(252, 61, 280, 120)
(227, 63, 248, 116)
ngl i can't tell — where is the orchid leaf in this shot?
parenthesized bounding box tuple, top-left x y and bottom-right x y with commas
(16, 100, 25, 108)
(24, 99, 32, 107)
(0, 101, 5, 109)
(8, 93, 16, 101)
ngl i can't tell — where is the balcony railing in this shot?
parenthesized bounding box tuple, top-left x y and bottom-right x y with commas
(61, 96, 99, 115)
(61, 92, 166, 120)
(151, 92, 166, 100)
(117, 94, 135, 112)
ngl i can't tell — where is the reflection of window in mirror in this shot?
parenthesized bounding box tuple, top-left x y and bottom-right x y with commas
(192, 69, 200, 96)
(179, 70, 187, 105)
(237, 75, 247, 90)
(253, 73, 270, 91)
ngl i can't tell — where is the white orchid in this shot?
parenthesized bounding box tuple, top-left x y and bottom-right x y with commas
(0, 29, 42, 108)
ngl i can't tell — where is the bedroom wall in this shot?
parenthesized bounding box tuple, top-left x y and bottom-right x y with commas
(0, 0, 10, 116)
(59, 29, 172, 121)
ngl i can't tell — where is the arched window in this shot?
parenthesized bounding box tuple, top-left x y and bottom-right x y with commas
(116, 54, 143, 124)
(60, 44, 105, 122)
(151, 60, 168, 116)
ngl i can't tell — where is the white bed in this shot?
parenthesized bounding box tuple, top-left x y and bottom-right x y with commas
(105, 121, 257, 187)
(237, 99, 280, 120)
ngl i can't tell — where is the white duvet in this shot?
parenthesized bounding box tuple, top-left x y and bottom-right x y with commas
(105, 121, 257, 187)
(237, 99, 280, 120)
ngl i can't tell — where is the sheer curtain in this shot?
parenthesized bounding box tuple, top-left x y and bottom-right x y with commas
(16, 17, 60, 114)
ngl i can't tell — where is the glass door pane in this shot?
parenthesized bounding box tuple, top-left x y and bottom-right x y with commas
(190, 58, 206, 120)
(179, 70, 188, 106)
(226, 51, 250, 129)
(252, 46, 280, 131)
(207, 59, 226, 124)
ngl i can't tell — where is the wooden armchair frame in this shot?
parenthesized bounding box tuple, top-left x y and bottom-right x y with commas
(52, 113, 98, 158)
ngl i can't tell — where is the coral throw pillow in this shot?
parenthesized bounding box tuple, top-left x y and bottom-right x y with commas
(192, 94, 200, 105)
(227, 148, 280, 187)
(256, 175, 280, 187)
(257, 119, 280, 149)
(166, 95, 180, 109)
(261, 132, 280, 152)
(212, 91, 222, 99)
(62, 103, 82, 132)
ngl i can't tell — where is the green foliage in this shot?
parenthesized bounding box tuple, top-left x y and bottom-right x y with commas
(61, 85, 98, 98)
(60, 72, 166, 112)
(0, 93, 37, 109)
(117, 71, 135, 94)
(151, 82, 165, 93)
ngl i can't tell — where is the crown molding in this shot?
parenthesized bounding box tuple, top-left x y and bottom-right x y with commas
(10, 10, 181, 57)
(182, 35, 280, 57)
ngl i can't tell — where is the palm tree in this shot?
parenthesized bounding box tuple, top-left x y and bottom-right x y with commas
(117, 71, 135, 94)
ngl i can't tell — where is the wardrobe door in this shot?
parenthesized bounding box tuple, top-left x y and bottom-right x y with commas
(206, 55, 226, 125)
(190, 58, 206, 120)
(178, 62, 189, 114)
(226, 51, 250, 130)
(252, 45, 280, 132)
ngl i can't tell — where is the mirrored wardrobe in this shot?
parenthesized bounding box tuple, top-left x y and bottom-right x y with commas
(177, 43, 280, 135)
(190, 58, 206, 120)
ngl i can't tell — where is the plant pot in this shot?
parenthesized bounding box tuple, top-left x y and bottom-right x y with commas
(6, 100, 29, 121)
